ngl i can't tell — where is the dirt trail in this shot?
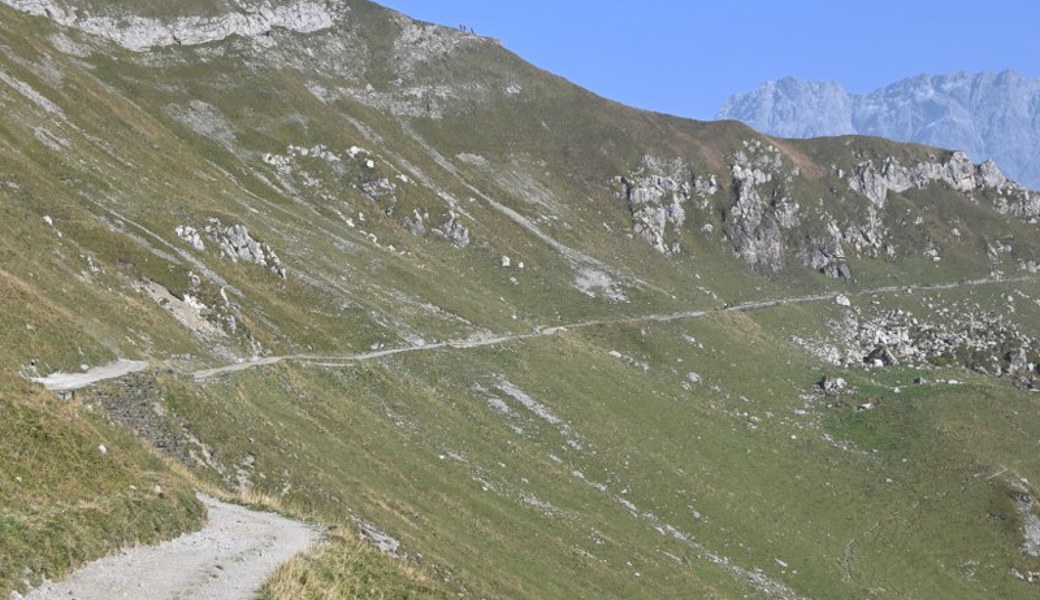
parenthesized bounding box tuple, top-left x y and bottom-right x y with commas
(20, 495, 321, 600)
(29, 276, 1031, 385)
(190, 274, 1035, 380)
(32, 359, 150, 391)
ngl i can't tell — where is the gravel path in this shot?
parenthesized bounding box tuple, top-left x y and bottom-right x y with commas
(32, 359, 149, 391)
(19, 494, 321, 600)
(191, 274, 1036, 380)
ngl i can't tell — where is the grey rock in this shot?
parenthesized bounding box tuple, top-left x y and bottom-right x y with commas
(1008, 348, 1030, 374)
(356, 520, 401, 556)
(865, 345, 898, 367)
(818, 376, 847, 394)
(203, 219, 287, 279)
(617, 156, 691, 255)
(433, 210, 470, 248)
(174, 225, 206, 251)
(402, 209, 429, 235)
(718, 71, 1040, 189)
(799, 245, 851, 280)
(724, 140, 800, 274)
(360, 177, 395, 200)
(717, 77, 856, 138)
(847, 151, 992, 207)
(845, 151, 1040, 224)
(0, 0, 338, 51)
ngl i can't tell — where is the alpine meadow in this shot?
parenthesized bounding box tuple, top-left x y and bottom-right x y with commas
(3, 1, 1040, 599)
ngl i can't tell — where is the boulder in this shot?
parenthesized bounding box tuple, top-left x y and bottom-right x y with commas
(818, 375, 847, 394)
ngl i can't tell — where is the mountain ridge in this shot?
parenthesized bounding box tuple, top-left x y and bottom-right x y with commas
(717, 70, 1040, 188)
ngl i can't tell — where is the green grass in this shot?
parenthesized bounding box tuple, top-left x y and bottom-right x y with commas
(0, 381, 204, 596)
(3, 1, 1040, 598)
(122, 302, 1040, 599)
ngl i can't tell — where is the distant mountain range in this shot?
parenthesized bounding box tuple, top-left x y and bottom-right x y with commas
(717, 70, 1040, 188)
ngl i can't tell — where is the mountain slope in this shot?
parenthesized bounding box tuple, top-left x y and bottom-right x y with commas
(717, 71, 1040, 188)
(3, 1, 1040, 599)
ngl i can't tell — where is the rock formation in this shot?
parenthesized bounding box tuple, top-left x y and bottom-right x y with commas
(203, 219, 287, 279)
(1, 0, 338, 50)
(718, 71, 1040, 189)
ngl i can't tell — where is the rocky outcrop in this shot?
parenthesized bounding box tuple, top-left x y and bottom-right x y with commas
(174, 225, 206, 251)
(847, 152, 1040, 223)
(615, 142, 855, 278)
(796, 300, 1040, 384)
(817, 375, 847, 394)
(615, 155, 718, 256)
(203, 219, 287, 279)
(616, 157, 691, 255)
(1, 0, 338, 51)
(990, 182, 1040, 223)
(724, 140, 802, 274)
(1014, 490, 1040, 559)
(848, 152, 990, 207)
(718, 71, 1040, 189)
(616, 142, 1040, 281)
(433, 211, 470, 248)
(798, 243, 852, 280)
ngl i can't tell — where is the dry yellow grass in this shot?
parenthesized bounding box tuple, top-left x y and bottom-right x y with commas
(259, 533, 454, 600)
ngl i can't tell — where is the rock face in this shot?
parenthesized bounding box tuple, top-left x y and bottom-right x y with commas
(847, 152, 1040, 221)
(725, 140, 802, 273)
(849, 151, 985, 206)
(717, 71, 1040, 189)
(616, 157, 692, 255)
(717, 78, 856, 138)
(203, 219, 287, 279)
(617, 140, 1040, 280)
(0, 0, 338, 51)
(433, 211, 470, 248)
(174, 225, 206, 251)
(616, 156, 718, 256)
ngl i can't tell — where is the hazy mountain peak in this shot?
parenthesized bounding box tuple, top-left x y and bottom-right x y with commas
(718, 70, 1040, 188)
(716, 77, 855, 138)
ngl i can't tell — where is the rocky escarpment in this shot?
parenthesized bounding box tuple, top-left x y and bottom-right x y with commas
(617, 141, 822, 276)
(1, 0, 339, 51)
(615, 156, 717, 255)
(846, 151, 1040, 221)
(848, 151, 1004, 205)
(724, 141, 803, 273)
(618, 141, 1040, 280)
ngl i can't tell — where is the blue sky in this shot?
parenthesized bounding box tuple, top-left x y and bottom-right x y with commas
(375, 0, 1039, 120)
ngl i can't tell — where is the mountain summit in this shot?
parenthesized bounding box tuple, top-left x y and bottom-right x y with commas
(717, 71, 1040, 188)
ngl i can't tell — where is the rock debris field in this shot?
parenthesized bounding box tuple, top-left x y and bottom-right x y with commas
(16, 495, 321, 600)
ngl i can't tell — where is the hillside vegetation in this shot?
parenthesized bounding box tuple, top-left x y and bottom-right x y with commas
(3, 1, 1040, 598)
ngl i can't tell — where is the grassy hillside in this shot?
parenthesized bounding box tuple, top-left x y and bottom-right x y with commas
(0, 377, 204, 594)
(3, 0, 1040, 598)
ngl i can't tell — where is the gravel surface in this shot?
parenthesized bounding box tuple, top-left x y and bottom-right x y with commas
(18, 494, 321, 600)
(32, 360, 150, 391)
